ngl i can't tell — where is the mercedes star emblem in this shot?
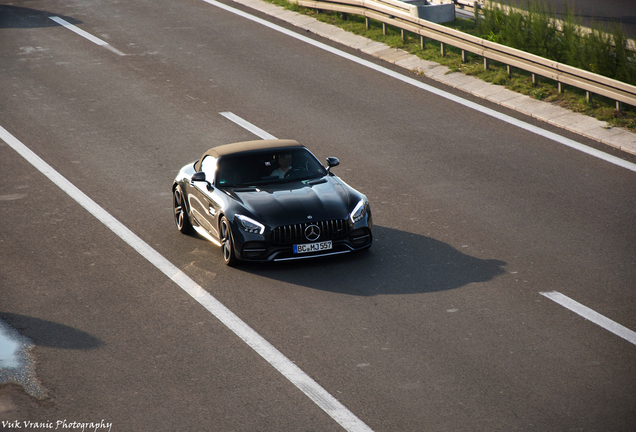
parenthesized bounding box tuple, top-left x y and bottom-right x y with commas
(304, 224, 321, 242)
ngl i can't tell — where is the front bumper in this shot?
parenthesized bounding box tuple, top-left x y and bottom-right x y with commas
(234, 215, 373, 262)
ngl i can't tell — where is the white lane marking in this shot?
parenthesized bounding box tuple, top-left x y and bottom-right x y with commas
(540, 291, 636, 345)
(202, 0, 636, 174)
(48, 16, 125, 56)
(220, 111, 278, 139)
(0, 125, 373, 432)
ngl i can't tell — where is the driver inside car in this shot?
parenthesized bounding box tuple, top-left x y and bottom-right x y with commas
(271, 154, 292, 178)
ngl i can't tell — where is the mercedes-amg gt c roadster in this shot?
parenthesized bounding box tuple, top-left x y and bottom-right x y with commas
(172, 139, 372, 265)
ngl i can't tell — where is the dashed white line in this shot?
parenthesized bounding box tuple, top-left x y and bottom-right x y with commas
(220, 111, 277, 139)
(0, 124, 374, 432)
(540, 291, 636, 346)
(48, 16, 125, 56)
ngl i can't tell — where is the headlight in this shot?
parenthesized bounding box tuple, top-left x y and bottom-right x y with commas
(236, 215, 265, 234)
(350, 199, 367, 223)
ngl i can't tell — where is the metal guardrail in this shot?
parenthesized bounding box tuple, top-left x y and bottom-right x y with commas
(294, 0, 636, 110)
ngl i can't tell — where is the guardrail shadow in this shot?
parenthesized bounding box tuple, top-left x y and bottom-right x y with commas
(241, 226, 507, 295)
(0, 5, 81, 29)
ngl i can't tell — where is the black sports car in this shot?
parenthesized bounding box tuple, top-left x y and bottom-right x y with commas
(172, 139, 372, 265)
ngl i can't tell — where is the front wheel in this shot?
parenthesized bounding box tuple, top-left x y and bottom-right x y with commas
(220, 216, 238, 266)
(173, 186, 192, 234)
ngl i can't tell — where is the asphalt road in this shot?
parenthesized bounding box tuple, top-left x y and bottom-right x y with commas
(579, 1, 636, 37)
(509, 0, 636, 38)
(1, 0, 635, 431)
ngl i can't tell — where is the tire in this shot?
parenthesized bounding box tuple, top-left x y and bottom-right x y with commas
(173, 186, 192, 234)
(220, 216, 238, 266)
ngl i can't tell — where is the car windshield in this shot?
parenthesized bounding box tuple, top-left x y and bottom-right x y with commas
(216, 148, 327, 187)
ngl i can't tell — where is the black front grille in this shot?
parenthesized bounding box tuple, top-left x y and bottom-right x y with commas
(271, 219, 349, 244)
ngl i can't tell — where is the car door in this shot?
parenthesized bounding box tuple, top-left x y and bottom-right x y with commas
(187, 156, 222, 240)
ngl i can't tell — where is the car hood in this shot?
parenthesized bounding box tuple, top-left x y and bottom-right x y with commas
(230, 177, 354, 225)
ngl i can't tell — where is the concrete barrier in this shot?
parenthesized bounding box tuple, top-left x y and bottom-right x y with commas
(401, 1, 455, 22)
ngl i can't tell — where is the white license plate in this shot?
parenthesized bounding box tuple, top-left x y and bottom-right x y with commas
(293, 241, 332, 254)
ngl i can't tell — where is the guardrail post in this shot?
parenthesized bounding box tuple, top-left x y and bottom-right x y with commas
(365, 17, 370, 30)
(382, 22, 387, 35)
(586, 91, 591, 104)
(483, 57, 489, 70)
(441, 43, 446, 57)
(558, 82, 563, 93)
(506, 65, 511, 77)
(420, 35, 425, 49)
(462, 50, 467, 63)
(532, 73, 537, 85)
(616, 101, 624, 112)
(401, 28, 405, 40)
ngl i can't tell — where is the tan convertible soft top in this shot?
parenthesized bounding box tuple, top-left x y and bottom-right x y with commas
(194, 139, 302, 171)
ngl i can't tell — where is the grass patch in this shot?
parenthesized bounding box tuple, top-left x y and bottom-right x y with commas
(263, 0, 636, 132)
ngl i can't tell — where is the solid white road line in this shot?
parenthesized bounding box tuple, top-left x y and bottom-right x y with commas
(202, 0, 636, 174)
(220, 111, 278, 139)
(540, 291, 636, 346)
(48, 16, 125, 56)
(0, 125, 373, 432)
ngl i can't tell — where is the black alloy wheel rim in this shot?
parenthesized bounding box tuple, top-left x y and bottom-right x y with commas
(173, 189, 185, 230)
(221, 219, 232, 262)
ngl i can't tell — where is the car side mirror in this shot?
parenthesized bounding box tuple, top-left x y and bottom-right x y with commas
(326, 157, 339, 172)
(192, 171, 206, 182)
(191, 171, 213, 191)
